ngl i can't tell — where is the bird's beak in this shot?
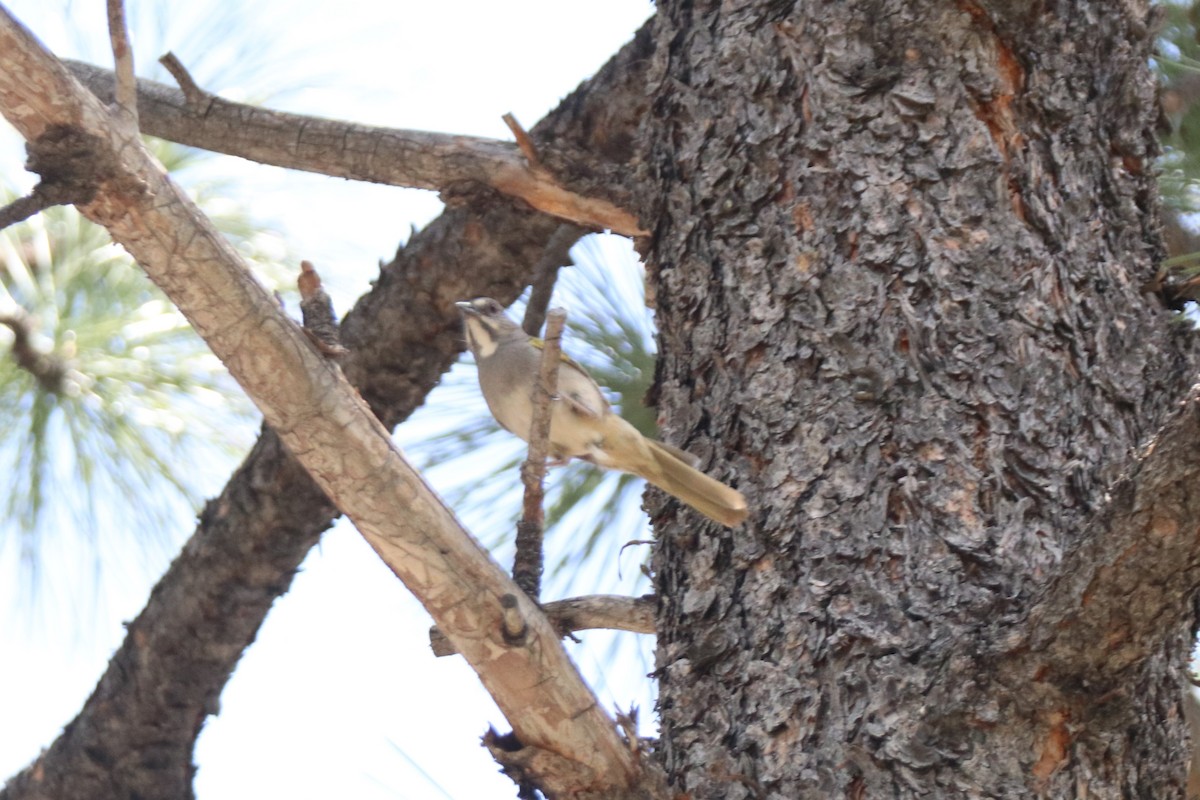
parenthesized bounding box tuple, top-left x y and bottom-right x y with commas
(455, 301, 477, 316)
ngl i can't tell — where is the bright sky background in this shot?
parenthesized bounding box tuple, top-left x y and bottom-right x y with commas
(0, 2, 656, 798)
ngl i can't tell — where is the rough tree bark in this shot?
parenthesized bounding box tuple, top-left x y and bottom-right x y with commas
(7, 0, 1200, 797)
(639, 1, 1200, 798)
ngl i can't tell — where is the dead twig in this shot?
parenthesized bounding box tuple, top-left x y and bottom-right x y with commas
(503, 112, 541, 169)
(430, 594, 656, 657)
(0, 126, 107, 229)
(521, 224, 584, 337)
(0, 191, 56, 230)
(157, 51, 211, 109)
(513, 308, 566, 599)
(106, 0, 137, 128)
(0, 307, 70, 393)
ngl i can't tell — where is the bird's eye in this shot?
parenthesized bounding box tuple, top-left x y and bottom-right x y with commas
(484, 300, 501, 314)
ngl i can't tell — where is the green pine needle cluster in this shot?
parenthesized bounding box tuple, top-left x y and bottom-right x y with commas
(0, 139, 277, 578)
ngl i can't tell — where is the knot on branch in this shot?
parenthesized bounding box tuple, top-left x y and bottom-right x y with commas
(484, 726, 666, 800)
(0, 125, 143, 231)
(0, 126, 113, 230)
(484, 729, 594, 799)
(297, 260, 348, 357)
(25, 125, 112, 207)
(438, 179, 510, 211)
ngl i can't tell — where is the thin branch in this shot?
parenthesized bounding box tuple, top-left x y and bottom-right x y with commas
(106, 0, 137, 128)
(514, 308, 566, 599)
(65, 60, 646, 236)
(157, 51, 209, 108)
(0, 10, 662, 796)
(0, 307, 69, 393)
(503, 112, 541, 168)
(0, 191, 54, 229)
(521, 223, 584, 336)
(431, 594, 656, 657)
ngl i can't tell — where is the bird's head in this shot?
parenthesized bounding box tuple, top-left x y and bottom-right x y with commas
(456, 297, 522, 358)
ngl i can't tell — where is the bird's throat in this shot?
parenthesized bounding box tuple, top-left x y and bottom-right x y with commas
(465, 318, 498, 358)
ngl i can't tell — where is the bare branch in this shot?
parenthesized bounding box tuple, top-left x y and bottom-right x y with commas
(157, 51, 209, 108)
(513, 308, 566, 599)
(431, 594, 656, 657)
(521, 223, 583, 336)
(0, 9, 662, 796)
(105, 0, 137, 127)
(503, 111, 541, 168)
(0, 306, 69, 393)
(0, 191, 53, 229)
(65, 60, 646, 236)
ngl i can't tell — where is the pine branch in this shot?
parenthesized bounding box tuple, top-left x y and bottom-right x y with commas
(0, 9, 663, 799)
(0, 9, 651, 796)
(66, 58, 645, 235)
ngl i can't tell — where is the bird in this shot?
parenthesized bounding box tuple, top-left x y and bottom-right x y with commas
(456, 297, 748, 527)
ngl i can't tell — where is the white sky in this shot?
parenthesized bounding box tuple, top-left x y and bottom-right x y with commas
(0, 2, 656, 798)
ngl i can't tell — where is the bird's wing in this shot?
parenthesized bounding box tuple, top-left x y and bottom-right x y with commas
(556, 360, 608, 420)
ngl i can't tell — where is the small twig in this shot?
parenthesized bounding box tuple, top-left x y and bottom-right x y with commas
(512, 308, 566, 599)
(617, 538, 654, 581)
(106, 0, 137, 128)
(297, 260, 348, 357)
(0, 191, 55, 230)
(0, 307, 69, 394)
(158, 51, 211, 109)
(430, 594, 656, 657)
(503, 112, 541, 169)
(521, 224, 585, 337)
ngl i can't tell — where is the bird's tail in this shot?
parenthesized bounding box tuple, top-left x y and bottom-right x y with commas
(642, 439, 748, 527)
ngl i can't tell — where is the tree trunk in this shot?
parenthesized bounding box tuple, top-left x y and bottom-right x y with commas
(639, 1, 1200, 797)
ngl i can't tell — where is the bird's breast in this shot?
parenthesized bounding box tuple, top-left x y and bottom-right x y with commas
(477, 352, 611, 461)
